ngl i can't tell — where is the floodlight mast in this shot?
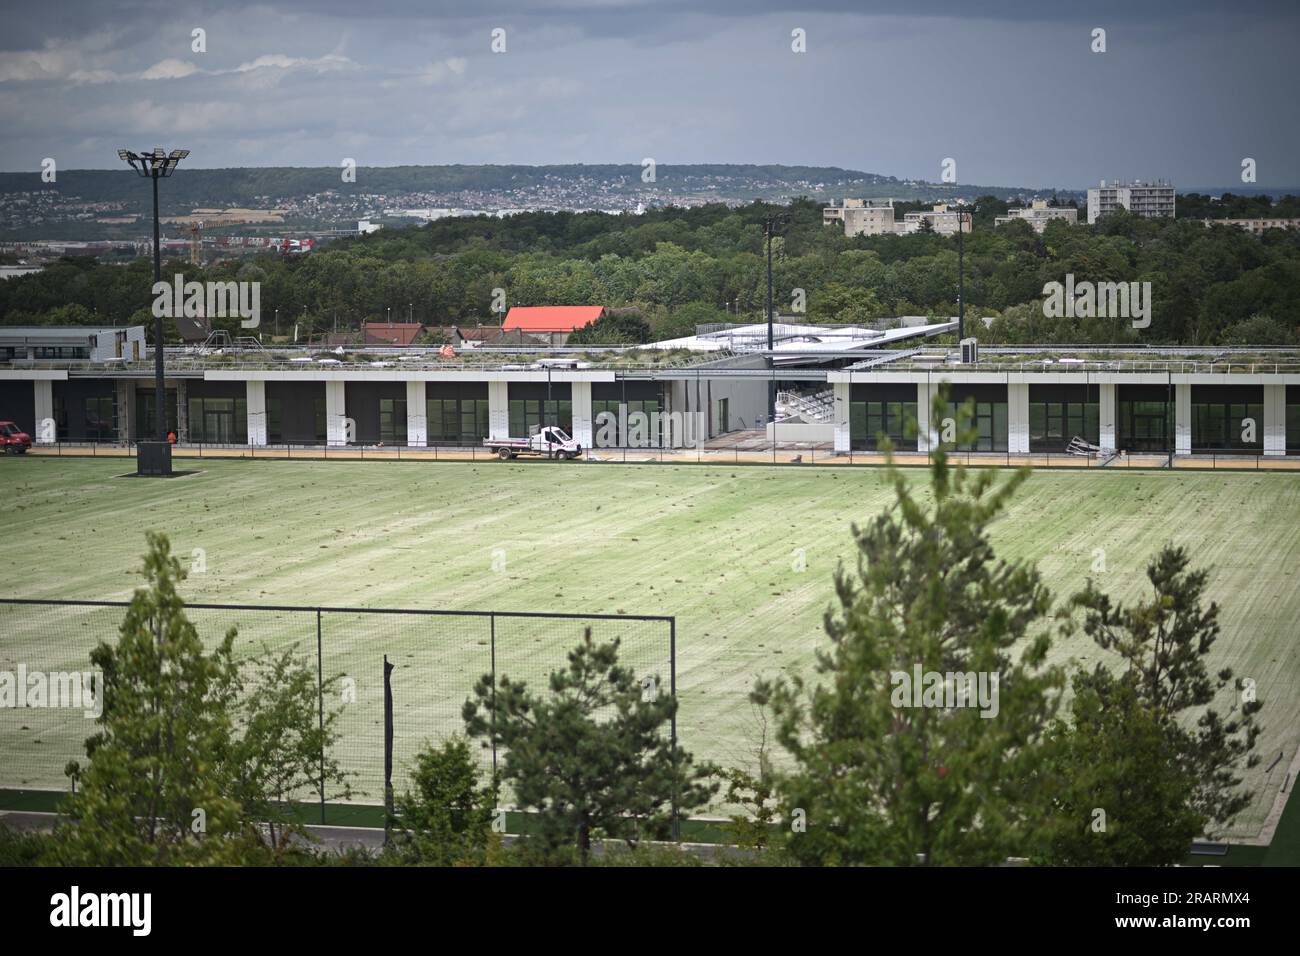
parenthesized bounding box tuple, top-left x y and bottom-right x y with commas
(117, 148, 189, 446)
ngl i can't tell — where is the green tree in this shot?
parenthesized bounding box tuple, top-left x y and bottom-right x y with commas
(388, 737, 498, 866)
(1036, 678, 1203, 865)
(463, 629, 716, 865)
(755, 390, 1065, 865)
(49, 533, 247, 866)
(226, 646, 352, 857)
(1071, 545, 1263, 833)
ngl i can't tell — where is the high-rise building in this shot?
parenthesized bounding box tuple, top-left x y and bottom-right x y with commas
(1086, 180, 1176, 224)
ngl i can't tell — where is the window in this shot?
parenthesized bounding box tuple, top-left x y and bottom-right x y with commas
(427, 397, 489, 444)
(188, 396, 247, 444)
(83, 396, 115, 441)
(849, 400, 917, 450)
(1192, 401, 1263, 451)
(380, 398, 407, 444)
(1028, 400, 1098, 452)
(509, 398, 572, 438)
(592, 399, 663, 447)
(1289, 403, 1300, 451)
(944, 400, 1007, 452)
(1119, 400, 1170, 451)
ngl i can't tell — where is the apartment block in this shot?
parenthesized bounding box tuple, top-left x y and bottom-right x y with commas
(994, 199, 1079, 233)
(1086, 180, 1176, 224)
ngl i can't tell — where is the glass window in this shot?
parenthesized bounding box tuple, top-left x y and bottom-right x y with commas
(380, 398, 407, 444)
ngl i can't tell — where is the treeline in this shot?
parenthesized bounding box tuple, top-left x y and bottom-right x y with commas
(3, 197, 1299, 345)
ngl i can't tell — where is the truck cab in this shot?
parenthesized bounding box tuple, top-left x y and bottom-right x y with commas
(0, 421, 32, 454)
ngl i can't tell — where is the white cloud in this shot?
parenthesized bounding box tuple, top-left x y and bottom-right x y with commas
(141, 59, 200, 81)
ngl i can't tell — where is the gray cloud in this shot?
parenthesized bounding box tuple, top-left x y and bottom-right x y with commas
(2, 1, 1298, 189)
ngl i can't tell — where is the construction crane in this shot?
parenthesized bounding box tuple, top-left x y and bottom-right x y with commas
(188, 220, 203, 265)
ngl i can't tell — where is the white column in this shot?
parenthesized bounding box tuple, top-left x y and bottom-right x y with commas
(326, 380, 348, 445)
(488, 381, 509, 439)
(571, 380, 593, 448)
(246, 380, 267, 446)
(1175, 384, 1191, 456)
(833, 380, 850, 453)
(405, 380, 427, 446)
(1099, 383, 1117, 452)
(1263, 385, 1285, 456)
(916, 380, 936, 453)
(33, 380, 54, 443)
(1007, 382, 1030, 454)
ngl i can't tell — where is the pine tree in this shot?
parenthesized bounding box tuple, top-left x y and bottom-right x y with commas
(463, 629, 715, 865)
(755, 390, 1065, 865)
(1070, 545, 1263, 834)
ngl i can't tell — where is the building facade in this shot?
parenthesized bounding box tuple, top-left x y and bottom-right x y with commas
(1087, 180, 1176, 224)
(823, 198, 897, 237)
(995, 200, 1079, 233)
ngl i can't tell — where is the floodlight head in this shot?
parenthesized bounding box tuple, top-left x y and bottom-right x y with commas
(118, 146, 189, 176)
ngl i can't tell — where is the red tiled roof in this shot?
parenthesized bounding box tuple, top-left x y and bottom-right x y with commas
(363, 322, 423, 346)
(502, 306, 605, 332)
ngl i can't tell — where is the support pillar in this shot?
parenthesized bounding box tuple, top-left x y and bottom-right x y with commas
(246, 380, 267, 446)
(1264, 384, 1285, 456)
(1175, 383, 1191, 456)
(33, 380, 54, 443)
(405, 380, 427, 446)
(571, 380, 593, 448)
(175, 379, 189, 443)
(1099, 383, 1116, 453)
(488, 381, 509, 439)
(1007, 382, 1030, 454)
(116, 380, 134, 442)
(325, 379, 348, 446)
(832, 381, 850, 454)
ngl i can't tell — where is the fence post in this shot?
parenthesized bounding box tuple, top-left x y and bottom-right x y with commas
(384, 653, 394, 847)
(670, 615, 679, 842)
(489, 613, 498, 780)
(316, 608, 325, 825)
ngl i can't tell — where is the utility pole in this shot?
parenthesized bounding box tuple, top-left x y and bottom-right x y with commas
(957, 204, 976, 342)
(762, 214, 787, 425)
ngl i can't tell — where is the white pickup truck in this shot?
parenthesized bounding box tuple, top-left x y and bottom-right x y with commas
(484, 426, 584, 461)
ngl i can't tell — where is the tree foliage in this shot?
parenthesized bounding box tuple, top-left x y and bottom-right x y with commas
(463, 629, 715, 865)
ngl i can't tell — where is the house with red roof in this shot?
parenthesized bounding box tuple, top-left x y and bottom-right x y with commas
(362, 322, 424, 346)
(502, 306, 606, 345)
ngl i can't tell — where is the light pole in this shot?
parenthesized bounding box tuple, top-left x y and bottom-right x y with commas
(762, 214, 787, 425)
(956, 203, 975, 342)
(118, 147, 189, 475)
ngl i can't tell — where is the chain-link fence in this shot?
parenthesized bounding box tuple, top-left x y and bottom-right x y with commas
(0, 598, 675, 817)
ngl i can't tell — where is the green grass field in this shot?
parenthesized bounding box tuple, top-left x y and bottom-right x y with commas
(2, 456, 1298, 841)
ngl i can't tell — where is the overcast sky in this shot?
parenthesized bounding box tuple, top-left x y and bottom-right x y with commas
(2, 0, 1297, 189)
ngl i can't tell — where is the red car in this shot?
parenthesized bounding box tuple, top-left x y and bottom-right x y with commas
(0, 421, 32, 454)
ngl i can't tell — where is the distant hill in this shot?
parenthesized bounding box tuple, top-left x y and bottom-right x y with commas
(0, 163, 1068, 206)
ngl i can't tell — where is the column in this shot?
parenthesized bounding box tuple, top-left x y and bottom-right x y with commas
(1007, 382, 1030, 454)
(405, 380, 427, 447)
(488, 380, 509, 439)
(325, 379, 348, 445)
(175, 379, 189, 443)
(246, 380, 267, 446)
(1099, 383, 1116, 452)
(916, 380, 936, 453)
(571, 380, 593, 448)
(1264, 384, 1285, 456)
(833, 380, 850, 454)
(33, 380, 54, 443)
(116, 380, 134, 442)
(1175, 384, 1191, 456)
